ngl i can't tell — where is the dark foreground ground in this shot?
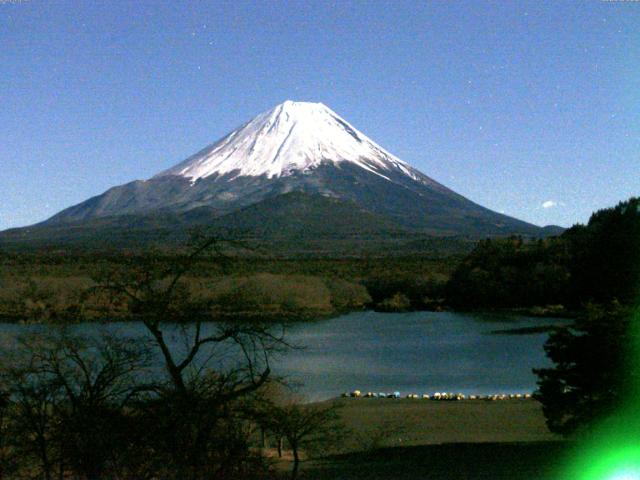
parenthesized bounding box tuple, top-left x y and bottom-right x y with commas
(274, 398, 570, 479)
(302, 441, 568, 479)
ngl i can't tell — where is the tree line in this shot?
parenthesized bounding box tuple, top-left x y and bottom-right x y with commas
(446, 197, 640, 311)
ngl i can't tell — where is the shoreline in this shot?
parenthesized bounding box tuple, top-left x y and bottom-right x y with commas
(0, 306, 575, 325)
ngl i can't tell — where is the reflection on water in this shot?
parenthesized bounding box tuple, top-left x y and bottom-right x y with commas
(277, 311, 567, 401)
(0, 311, 567, 401)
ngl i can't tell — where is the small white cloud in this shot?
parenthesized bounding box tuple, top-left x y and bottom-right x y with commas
(542, 200, 565, 209)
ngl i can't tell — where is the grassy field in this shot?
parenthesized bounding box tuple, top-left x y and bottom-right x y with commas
(274, 398, 569, 479)
(331, 397, 558, 448)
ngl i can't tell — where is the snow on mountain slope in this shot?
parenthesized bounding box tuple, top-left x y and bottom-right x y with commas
(33, 99, 547, 239)
(155, 100, 420, 182)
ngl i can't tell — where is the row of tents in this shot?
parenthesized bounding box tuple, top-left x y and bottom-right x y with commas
(342, 390, 533, 400)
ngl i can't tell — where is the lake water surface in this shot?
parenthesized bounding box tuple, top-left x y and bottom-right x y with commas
(279, 311, 566, 400)
(0, 311, 567, 401)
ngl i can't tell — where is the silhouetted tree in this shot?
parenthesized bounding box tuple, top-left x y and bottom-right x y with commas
(565, 197, 640, 306)
(0, 385, 15, 480)
(446, 197, 640, 310)
(92, 234, 290, 479)
(0, 329, 152, 479)
(534, 303, 640, 435)
(257, 399, 345, 480)
(2, 358, 60, 480)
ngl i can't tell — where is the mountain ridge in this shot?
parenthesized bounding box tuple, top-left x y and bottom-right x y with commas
(4, 100, 560, 250)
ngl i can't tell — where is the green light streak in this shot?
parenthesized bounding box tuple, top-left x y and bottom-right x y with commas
(608, 469, 640, 480)
(560, 308, 640, 480)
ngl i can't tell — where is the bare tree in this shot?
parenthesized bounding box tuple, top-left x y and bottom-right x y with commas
(257, 399, 346, 480)
(91, 236, 287, 394)
(0, 329, 152, 480)
(0, 234, 296, 479)
(90, 234, 291, 479)
(1, 348, 61, 480)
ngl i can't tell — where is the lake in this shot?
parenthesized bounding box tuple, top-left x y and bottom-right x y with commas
(0, 311, 566, 401)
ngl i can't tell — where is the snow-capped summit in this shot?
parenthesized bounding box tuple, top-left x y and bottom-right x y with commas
(156, 100, 418, 182)
(38, 100, 547, 240)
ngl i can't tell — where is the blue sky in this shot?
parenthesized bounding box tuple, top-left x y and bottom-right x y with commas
(1, 0, 638, 230)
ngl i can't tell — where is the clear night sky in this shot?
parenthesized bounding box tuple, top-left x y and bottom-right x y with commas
(1, 0, 638, 230)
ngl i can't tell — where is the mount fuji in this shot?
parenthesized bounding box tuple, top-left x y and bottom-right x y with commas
(2, 101, 558, 250)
